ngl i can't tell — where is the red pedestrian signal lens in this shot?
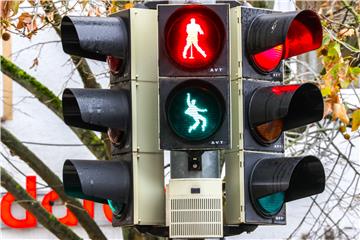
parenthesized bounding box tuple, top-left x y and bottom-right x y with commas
(164, 5, 225, 70)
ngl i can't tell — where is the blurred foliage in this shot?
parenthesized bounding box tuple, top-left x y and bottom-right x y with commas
(316, 0, 360, 133)
(1, 0, 135, 39)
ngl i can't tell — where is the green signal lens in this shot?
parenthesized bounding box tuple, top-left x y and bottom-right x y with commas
(107, 200, 125, 219)
(166, 80, 224, 141)
(257, 192, 285, 216)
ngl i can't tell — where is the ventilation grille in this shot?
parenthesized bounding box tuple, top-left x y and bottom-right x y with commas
(170, 198, 223, 238)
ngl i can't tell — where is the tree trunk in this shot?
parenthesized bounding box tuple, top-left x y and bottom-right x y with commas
(1, 166, 82, 240)
(1, 127, 107, 240)
(0, 55, 107, 160)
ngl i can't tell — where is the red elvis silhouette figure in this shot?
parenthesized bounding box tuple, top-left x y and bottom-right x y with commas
(182, 18, 207, 59)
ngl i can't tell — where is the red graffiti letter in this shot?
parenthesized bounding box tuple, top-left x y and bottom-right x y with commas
(1, 176, 37, 228)
(83, 200, 95, 218)
(42, 190, 78, 226)
(103, 204, 113, 222)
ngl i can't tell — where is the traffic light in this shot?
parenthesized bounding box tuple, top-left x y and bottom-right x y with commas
(225, 6, 325, 226)
(60, 8, 165, 227)
(158, 4, 230, 150)
(158, 3, 230, 238)
(58, 3, 327, 238)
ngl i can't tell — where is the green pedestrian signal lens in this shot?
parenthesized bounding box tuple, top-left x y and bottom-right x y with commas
(166, 80, 224, 141)
(257, 192, 285, 216)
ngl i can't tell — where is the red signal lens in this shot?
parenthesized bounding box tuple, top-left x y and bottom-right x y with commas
(284, 11, 322, 58)
(107, 56, 123, 75)
(251, 44, 283, 72)
(164, 5, 225, 70)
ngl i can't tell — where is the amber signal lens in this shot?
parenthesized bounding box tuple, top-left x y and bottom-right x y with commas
(255, 119, 284, 144)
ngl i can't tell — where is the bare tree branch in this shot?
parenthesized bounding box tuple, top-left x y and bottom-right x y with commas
(341, 0, 360, 24)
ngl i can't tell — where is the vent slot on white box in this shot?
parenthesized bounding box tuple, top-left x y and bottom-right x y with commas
(170, 198, 222, 238)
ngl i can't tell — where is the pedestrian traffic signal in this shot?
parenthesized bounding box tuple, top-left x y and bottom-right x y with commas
(165, 81, 225, 142)
(60, 8, 165, 228)
(158, 4, 230, 150)
(225, 6, 325, 226)
(158, 3, 231, 238)
(162, 5, 225, 70)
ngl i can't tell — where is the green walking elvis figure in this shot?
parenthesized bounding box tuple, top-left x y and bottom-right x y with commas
(184, 93, 208, 133)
